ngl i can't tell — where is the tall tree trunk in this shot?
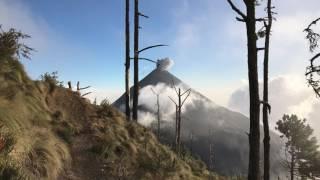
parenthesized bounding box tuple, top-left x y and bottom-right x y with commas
(175, 105, 178, 151)
(246, 1, 261, 180)
(263, 0, 272, 179)
(290, 152, 295, 180)
(157, 94, 160, 139)
(178, 88, 182, 154)
(125, 0, 131, 121)
(132, 0, 139, 121)
(177, 88, 181, 154)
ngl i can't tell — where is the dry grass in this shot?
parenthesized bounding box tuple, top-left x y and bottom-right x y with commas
(0, 58, 230, 179)
(0, 57, 70, 179)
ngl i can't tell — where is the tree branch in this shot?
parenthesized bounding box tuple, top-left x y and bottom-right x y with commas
(130, 57, 157, 64)
(79, 86, 91, 91)
(310, 52, 320, 64)
(260, 100, 271, 114)
(305, 17, 320, 31)
(181, 90, 191, 107)
(168, 96, 177, 106)
(138, 12, 149, 18)
(171, 80, 179, 96)
(138, 44, 168, 54)
(226, 0, 247, 20)
(82, 92, 92, 97)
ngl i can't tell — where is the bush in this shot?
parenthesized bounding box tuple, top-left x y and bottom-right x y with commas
(0, 25, 34, 60)
(40, 71, 63, 88)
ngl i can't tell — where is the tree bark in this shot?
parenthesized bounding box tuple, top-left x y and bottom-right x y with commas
(290, 152, 295, 180)
(175, 105, 178, 151)
(125, 0, 131, 121)
(68, 81, 72, 90)
(263, 0, 272, 179)
(177, 88, 182, 154)
(132, 0, 139, 121)
(246, 1, 261, 180)
(157, 94, 160, 139)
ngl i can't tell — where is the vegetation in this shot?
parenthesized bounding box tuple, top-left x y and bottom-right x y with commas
(0, 56, 223, 179)
(40, 71, 64, 87)
(304, 18, 320, 97)
(0, 25, 34, 60)
(276, 114, 320, 179)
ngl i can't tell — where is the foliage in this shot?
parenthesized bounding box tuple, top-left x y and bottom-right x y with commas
(275, 114, 320, 179)
(40, 71, 63, 87)
(304, 18, 320, 97)
(0, 25, 34, 60)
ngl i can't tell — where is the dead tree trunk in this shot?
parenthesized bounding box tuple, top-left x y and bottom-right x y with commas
(175, 105, 178, 149)
(263, 0, 273, 179)
(125, 0, 131, 121)
(226, 0, 260, 179)
(131, 1, 166, 122)
(77, 81, 80, 91)
(132, 0, 139, 121)
(177, 88, 182, 153)
(290, 149, 295, 180)
(246, 2, 261, 179)
(151, 88, 161, 139)
(169, 86, 191, 154)
(157, 94, 160, 139)
(67, 81, 72, 90)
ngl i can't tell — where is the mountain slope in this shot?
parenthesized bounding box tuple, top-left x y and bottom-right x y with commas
(0, 58, 220, 180)
(113, 67, 284, 177)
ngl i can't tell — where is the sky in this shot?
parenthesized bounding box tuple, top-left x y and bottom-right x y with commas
(1, 0, 320, 138)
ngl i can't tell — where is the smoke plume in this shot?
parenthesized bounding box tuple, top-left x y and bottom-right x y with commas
(157, 58, 174, 71)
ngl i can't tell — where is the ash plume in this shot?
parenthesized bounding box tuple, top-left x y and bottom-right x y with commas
(157, 58, 174, 71)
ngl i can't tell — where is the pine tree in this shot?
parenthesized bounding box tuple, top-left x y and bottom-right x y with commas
(276, 114, 320, 179)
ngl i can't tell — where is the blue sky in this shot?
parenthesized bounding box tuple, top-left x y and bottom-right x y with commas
(2, 0, 320, 137)
(1, 0, 249, 103)
(0, 0, 318, 99)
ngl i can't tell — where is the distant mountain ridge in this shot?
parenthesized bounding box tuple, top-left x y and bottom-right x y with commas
(113, 67, 285, 177)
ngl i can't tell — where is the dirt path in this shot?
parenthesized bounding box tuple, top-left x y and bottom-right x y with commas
(59, 133, 107, 180)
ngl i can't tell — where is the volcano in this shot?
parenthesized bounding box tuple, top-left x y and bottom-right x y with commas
(113, 67, 284, 177)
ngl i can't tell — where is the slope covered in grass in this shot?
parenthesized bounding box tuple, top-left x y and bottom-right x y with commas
(0, 58, 230, 179)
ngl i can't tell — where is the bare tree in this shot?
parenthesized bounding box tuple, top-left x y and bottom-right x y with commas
(226, 1, 261, 179)
(261, 0, 275, 179)
(208, 129, 214, 180)
(125, 0, 131, 121)
(169, 82, 191, 154)
(151, 88, 161, 139)
(304, 18, 320, 97)
(132, 0, 167, 121)
(132, 0, 140, 121)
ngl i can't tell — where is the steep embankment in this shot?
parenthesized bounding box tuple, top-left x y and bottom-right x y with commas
(0, 58, 219, 180)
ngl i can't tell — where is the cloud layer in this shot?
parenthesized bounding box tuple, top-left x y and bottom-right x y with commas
(228, 75, 320, 140)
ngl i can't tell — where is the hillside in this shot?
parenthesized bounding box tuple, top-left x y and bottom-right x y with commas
(0, 58, 226, 179)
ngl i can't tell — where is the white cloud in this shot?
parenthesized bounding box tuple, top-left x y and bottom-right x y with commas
(0, 0, 53, 55)
(137, 82, 218, 126)
(86, 88, 122, 104)
(228, 75, 320, 141)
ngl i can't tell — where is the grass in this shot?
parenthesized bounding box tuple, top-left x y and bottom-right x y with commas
(0, 57, 70, 179)
(0, 58, 230, 179)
